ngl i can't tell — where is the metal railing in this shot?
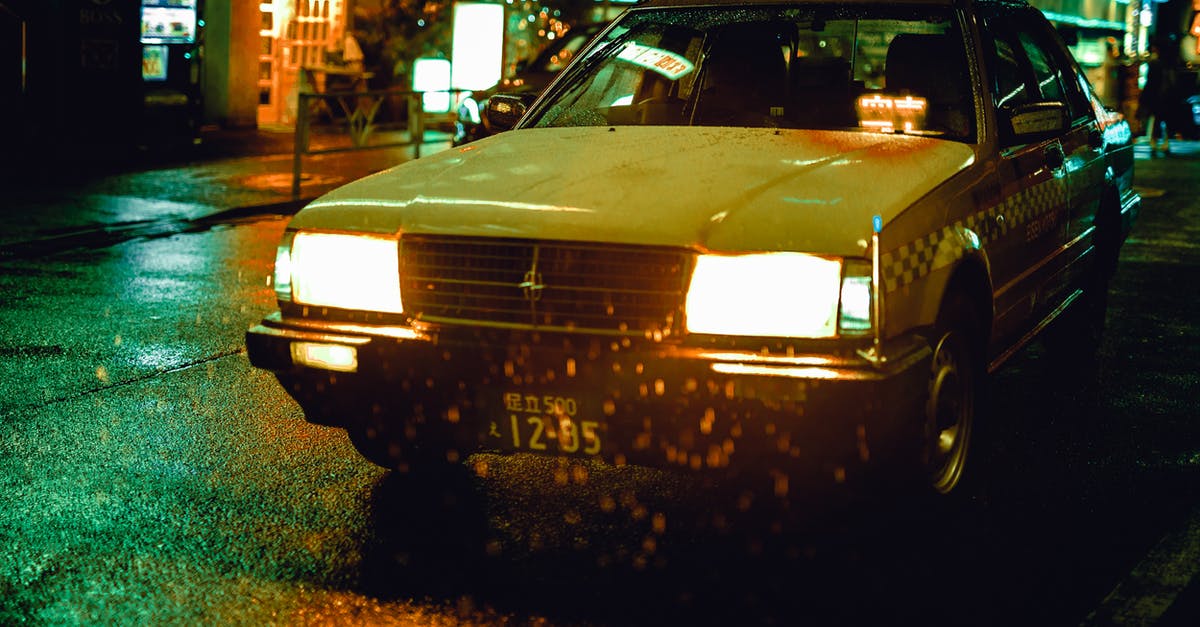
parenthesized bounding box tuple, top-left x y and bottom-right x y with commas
(292, 88, 464, 199)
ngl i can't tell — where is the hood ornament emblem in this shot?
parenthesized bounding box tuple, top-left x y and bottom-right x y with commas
(520, 268, 545, 302)
(518, 245, 545, 325)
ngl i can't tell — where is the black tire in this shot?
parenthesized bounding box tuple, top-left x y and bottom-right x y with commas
(348, 425, 404, 470)
(358, 456, 489, 599)
(347, 425, 460, 474)
(924, 291, 984, 496)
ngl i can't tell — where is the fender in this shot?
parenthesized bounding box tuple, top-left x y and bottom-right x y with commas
(882, 221, 994, 342)
(928, 225, 994, 331)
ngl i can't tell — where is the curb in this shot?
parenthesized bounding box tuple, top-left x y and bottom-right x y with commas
(0, 197, 317, 261)
(196, 197, 315, 224)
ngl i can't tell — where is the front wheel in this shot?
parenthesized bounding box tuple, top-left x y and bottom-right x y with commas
(348, 426, 404, 470)
(348, 425, 462, 475)
(924, 294, 982, 495)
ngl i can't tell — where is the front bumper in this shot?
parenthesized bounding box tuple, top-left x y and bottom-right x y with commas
(247, 312, 932, 483)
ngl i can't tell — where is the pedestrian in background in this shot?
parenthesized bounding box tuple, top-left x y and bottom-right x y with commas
(1138, 41, 1175, 156)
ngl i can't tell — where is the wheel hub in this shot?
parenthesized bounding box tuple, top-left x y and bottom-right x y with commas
(927, 332, 973, 494)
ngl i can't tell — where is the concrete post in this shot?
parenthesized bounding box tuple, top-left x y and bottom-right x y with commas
(202, 0, 259, 128)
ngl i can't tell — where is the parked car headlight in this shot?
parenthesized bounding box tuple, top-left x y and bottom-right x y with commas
(274, 231, 403, 314)
(685, 253, 844, 338)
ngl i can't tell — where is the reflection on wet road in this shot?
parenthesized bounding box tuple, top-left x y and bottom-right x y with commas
(2, 148, 1199, 624)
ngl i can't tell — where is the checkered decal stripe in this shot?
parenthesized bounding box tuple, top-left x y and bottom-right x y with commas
(881, 178, 1067, 292)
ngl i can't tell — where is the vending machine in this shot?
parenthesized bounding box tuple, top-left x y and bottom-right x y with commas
(140, 0, 202, 146)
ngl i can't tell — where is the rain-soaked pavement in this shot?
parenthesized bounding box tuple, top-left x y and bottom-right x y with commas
(1, 140, 1198, 625)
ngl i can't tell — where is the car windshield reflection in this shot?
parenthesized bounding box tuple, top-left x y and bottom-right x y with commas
(526, 5, 976, 140)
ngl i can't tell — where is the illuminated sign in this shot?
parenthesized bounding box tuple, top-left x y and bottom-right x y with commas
(617, 43, 695, 80)
(140, 0, 197, 44)
(414, 57, 452, 113)
(451, 3, 504, 90)
(142, 45, 168, 81)
(856, 94, 927, 133)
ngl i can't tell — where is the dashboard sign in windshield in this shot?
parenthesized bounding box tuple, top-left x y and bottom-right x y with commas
(617, 43, 695, 80)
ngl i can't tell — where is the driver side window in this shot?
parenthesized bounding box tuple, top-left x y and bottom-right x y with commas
(984, 10, 1091, 119)
(1017, 28, 1065, 102)
(986, 27, 1033, 109)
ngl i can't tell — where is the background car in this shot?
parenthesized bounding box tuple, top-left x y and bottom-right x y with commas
(452, 22, 606, 146)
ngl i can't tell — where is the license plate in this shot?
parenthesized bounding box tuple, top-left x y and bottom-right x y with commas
(483, 390, 603, 457)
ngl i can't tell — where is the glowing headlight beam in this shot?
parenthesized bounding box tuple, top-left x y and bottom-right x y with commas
(290, 232, 403, 314)
(685, 253, 842, 338)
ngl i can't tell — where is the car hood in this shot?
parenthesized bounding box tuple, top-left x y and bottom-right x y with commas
(295, 126, 976, 256)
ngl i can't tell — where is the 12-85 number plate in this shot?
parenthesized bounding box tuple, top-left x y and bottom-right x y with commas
(484, 390, 603, 457)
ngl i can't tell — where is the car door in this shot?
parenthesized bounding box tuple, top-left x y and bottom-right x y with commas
(1011, 9, 1107, 310)
(978, 9, 1072, 352)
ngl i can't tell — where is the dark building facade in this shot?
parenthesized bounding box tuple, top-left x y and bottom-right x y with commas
(2, 0, 147, 165)
(1, 0, 220, 171)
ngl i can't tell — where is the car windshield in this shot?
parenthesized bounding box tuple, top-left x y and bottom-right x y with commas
(525, 4, 976, 141)
(533, 26, 598, 73)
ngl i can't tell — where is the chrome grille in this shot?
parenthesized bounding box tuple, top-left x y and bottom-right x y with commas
(400, 235, 690, 335)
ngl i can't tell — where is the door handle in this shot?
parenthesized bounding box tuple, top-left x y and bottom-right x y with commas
(1044, 143, 1065, 170)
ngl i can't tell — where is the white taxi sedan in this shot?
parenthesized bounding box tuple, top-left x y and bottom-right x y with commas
(247, 0, 1138, 496)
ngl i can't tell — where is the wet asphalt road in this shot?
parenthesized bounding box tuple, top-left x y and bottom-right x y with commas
(1, 146, 1198, 625)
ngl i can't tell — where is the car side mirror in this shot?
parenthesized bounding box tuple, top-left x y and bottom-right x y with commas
(484, 93, 537, 133)
(1000, 101, 1069, 145)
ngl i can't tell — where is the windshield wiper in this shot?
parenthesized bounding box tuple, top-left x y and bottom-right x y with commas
(524, 35, 635, 123)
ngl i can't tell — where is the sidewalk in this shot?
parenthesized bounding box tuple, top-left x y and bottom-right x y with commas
(2, 125, 453, 249)
(1132, 136, 1200, 160)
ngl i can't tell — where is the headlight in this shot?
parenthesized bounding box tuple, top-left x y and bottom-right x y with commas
(273, 235, 294, 303)
(685, 253, 874, 338)
(838, 261, 873, 334)
(685, 253, 843, 338)
(275, 231, 403, 314)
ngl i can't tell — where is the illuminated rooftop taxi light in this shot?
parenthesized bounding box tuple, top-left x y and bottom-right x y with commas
(414, 57, 452, 113)
(452, 3, 505, 91)
(291, 341, 358, 373)
(856, 94, 927, 134)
